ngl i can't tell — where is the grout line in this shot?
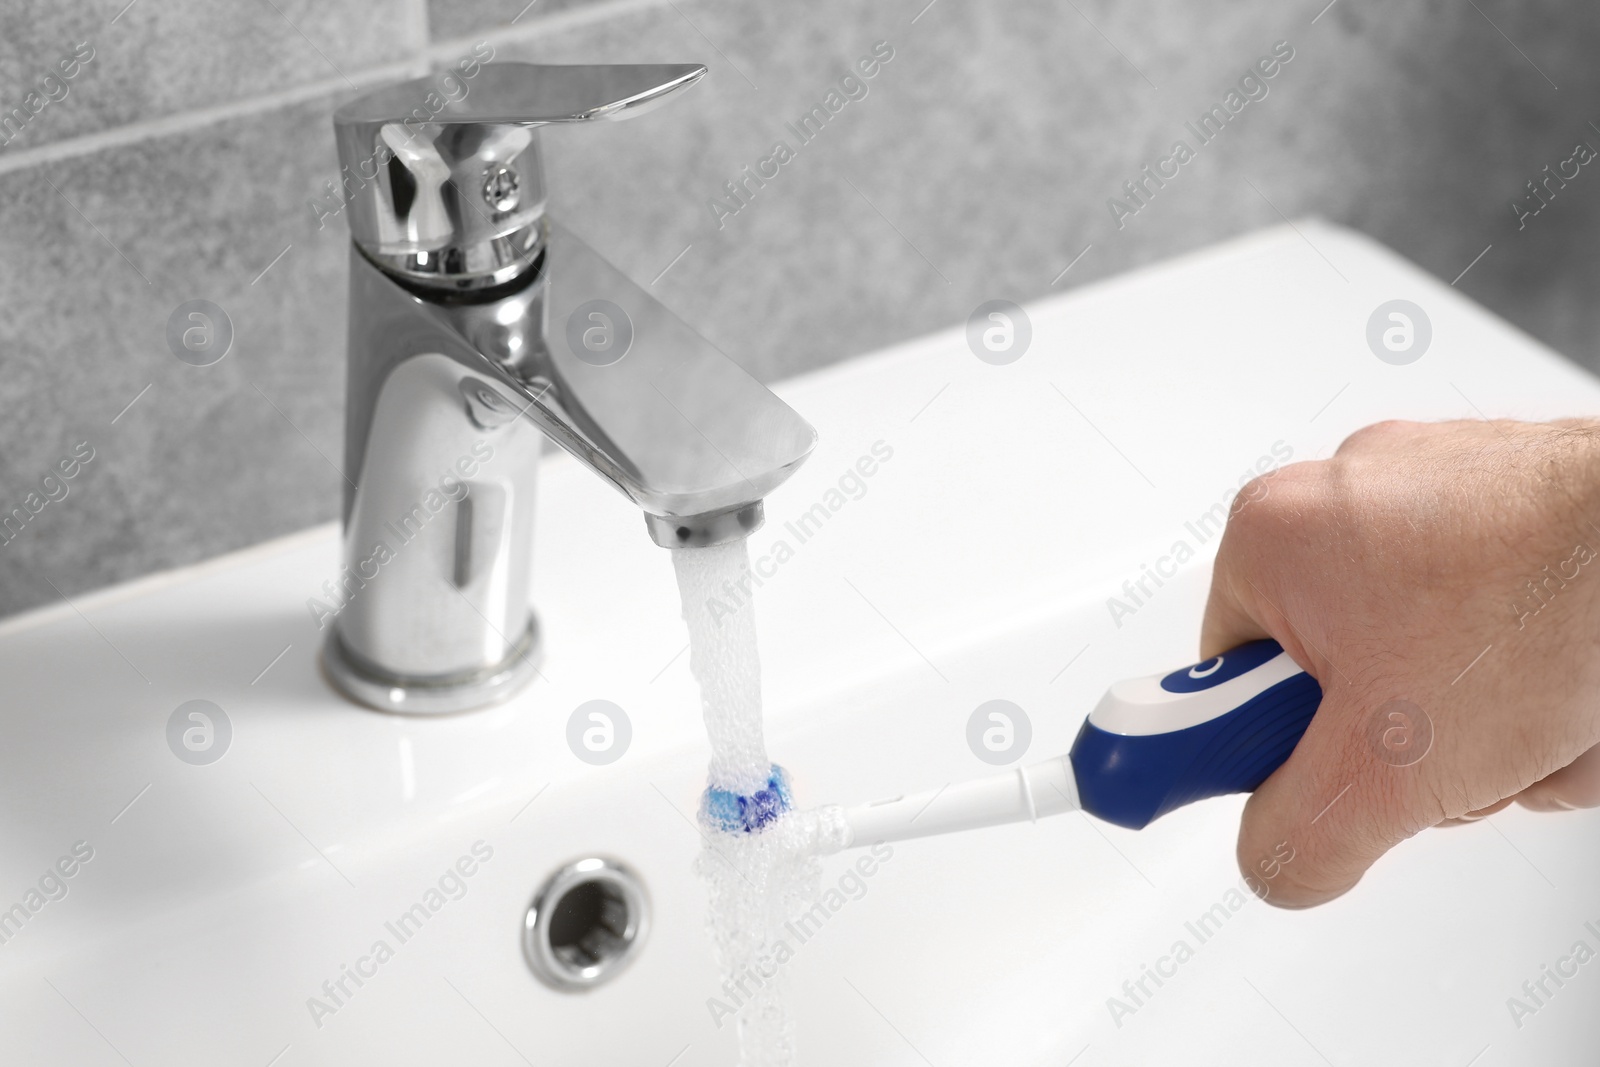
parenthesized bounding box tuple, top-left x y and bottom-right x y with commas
(0, 0, 675, 180)
(0, 65, 407, 178)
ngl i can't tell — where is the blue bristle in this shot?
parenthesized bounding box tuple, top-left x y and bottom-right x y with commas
(700, 765, 793, 834)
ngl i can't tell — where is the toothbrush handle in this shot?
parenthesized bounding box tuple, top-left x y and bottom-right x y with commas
(1068, 639, 1322, 830)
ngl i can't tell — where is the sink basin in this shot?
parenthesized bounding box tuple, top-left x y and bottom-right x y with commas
(3, 221, 1597, 1066)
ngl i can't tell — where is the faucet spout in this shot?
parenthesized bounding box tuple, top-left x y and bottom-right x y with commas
(347, 217, 816, 534)
(472, 219, 815, 541)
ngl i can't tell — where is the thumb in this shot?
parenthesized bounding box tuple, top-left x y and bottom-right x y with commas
(1236, 685, 1435, 908)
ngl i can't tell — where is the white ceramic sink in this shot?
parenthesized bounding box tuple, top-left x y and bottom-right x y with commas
(3, 221, 1597, 1066)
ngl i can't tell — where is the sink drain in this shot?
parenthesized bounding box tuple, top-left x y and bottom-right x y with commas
(523, 857, 649, 991)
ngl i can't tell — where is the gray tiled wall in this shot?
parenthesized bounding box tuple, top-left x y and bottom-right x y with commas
(2, 0, 1598, 617)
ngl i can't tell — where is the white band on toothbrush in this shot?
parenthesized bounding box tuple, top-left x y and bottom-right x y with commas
(836, 755, 1082, 850)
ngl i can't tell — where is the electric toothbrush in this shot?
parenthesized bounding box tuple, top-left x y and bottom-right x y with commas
(822, 639, 1321, 850)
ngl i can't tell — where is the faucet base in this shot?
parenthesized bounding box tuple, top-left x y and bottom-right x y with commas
(320, 617, 543, 715)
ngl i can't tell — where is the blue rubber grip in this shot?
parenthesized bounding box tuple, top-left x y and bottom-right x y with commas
(1069, 641, 1322, 830)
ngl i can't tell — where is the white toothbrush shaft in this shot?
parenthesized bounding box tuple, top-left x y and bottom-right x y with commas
(836, 756, 1081, 850)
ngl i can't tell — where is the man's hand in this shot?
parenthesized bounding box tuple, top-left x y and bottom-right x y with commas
(1202, 419, 1600, 908)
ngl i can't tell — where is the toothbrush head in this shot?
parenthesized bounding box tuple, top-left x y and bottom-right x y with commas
(700, 765, 793, 834)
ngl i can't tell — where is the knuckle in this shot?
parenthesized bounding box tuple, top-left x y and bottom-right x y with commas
(1224, 463, 1322, 539)
(1335, 419, 1418, 456)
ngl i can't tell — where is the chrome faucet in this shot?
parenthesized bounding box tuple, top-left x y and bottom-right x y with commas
(320, 63, 816, 714)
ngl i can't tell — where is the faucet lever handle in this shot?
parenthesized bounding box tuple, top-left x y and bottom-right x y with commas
(334, 62, 707, 129)
(332, 62, 707, 284)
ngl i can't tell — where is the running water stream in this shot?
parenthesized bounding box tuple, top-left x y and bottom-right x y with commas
(671, 539, 845, 1066)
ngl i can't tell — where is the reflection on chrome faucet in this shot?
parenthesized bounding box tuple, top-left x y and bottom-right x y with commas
(306, 440, 494, 631)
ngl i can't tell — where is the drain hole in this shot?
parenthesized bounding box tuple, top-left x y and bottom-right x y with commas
(525, 857, 649, 991)
(548, 879, 630, 969)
